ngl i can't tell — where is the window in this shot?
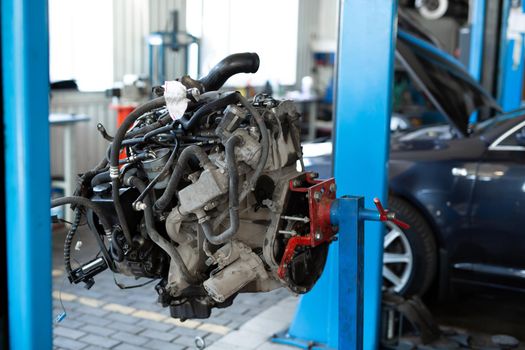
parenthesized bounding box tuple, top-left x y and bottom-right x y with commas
(49, 0, 113, 91)
(489, 120, 525, 151)
(187, 0, 299, 87)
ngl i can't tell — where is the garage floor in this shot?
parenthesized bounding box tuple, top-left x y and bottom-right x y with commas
(52, 225, 296, 350)
(52, 224, 525, 350)
(430, 294, 525, 346)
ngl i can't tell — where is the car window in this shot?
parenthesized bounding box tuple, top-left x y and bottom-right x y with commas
(488, 120, 525, 151)
(474, 113, 521, 134)
(500, 131, 520, 146)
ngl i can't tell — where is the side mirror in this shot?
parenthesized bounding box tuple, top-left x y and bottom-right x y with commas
(515, 127, 525, 146)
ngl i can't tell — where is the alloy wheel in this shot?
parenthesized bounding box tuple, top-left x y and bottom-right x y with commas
(383, 221, 413, 293)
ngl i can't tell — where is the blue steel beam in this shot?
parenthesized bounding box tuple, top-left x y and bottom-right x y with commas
(468, 0, 486, 81)
(2, 0, 51, 349)
(330, 197, 365, 349)
(497, 1, 525, 111)
(283, 1, 397, 349)
(333, 2, 397, 348)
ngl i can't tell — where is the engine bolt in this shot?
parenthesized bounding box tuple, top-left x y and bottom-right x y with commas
(329, 183, 336, 193)
(292, 179, 301, 187)
(313, 191, 322, 202)
(314, 231, 323, 241)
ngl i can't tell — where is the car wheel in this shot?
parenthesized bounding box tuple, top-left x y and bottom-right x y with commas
(383, 196, 437, 296)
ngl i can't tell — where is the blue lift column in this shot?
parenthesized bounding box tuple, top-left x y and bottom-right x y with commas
(498, 0, 525, 111)
(2, 0, 52, 349)
(276, 1, 398, 349)
(468, 0, 486, 82)
(329, 1, 397, 348)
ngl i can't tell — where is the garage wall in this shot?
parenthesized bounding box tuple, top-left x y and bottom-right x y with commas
(296, 0, 320, 87)
(51, 0, 336, 177)
(317, 0, 339, 42)
(113, 0, 187, 81)
(50, 92, 115, 178)
(51, 0, 187, 178)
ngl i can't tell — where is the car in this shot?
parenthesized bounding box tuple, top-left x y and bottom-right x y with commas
(303, 29, 525, 297)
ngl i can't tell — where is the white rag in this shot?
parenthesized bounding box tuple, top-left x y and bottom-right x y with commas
(164, 80, 189, 120)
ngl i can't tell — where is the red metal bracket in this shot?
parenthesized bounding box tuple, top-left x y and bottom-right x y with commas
(277, 175, 336, 279)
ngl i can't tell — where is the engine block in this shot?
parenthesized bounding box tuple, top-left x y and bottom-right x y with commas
(56, 53, 337, 320)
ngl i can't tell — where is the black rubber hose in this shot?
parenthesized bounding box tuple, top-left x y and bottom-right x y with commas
(200, 135, 241, 245)
(179, 92, 239, 131)
(126, 176, 198, 284)
(64, 209, 81, 277)
(134, 138, 179, 206)
(237, 94, 268, 189)
(122, 123, 175, 146)
(91, 171, 111, 187)
(74, 157, 109, 198)
(109, 97, 166, 245)
(213, 94, 269, 229)
(154, 145, 213, 212)
(125, 115, 172, 138)
(51, 196, 113, 268)
(110, 179, 132, 245)
(198, 53, 260, 92)
(110, 97, 166, 169)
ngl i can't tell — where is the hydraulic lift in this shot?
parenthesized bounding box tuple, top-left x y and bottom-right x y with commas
(11, 2, 521, 350)
(4, 0, 398, 349)
(2, 0, 52, 349)
(3, 0, 394, 349)
(273, 1, 397, 349)
(498, 0, 525, 111)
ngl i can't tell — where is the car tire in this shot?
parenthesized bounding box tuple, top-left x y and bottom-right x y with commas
(385, 196, 437, 296)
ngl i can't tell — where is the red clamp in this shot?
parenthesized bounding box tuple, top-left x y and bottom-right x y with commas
(373, 197, 410, 230)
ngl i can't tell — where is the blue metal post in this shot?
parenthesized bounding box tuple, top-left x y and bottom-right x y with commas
(281, 1, 397, 349)
(273, 196, 366, 350)
(333, 2, 396, 348)
(497, 1, 525, 111)
(2, 0, 51, 349)
(331, 197, 365, 349)
(468, 0, 486, 81)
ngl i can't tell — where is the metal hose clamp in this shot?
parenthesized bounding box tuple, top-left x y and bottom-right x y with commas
(109, 166, 120, 179)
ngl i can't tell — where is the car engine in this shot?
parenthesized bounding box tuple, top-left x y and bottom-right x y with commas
(52, 53, 337, 320)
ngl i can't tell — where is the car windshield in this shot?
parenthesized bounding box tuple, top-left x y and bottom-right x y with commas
(473, 109, 525, 134)
(397, 31, 501, 135)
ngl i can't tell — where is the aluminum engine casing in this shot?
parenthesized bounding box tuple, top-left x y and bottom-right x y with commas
(164, 100, 305, 303)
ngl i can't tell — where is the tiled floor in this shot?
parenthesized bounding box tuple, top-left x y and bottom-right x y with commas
(52, 226, 297, 350)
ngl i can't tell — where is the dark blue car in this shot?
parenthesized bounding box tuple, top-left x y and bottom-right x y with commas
(303, 30, 525, 297)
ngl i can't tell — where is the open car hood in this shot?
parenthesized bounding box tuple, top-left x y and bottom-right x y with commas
(396, 29, 502, 136)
